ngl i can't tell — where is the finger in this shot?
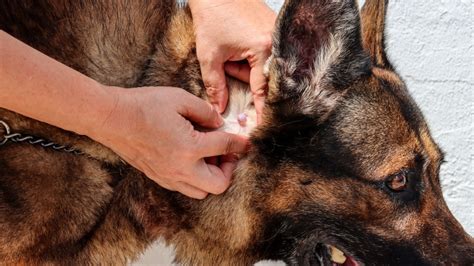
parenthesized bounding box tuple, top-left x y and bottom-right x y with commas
(220, 161, 238, 181)
(195, 131, 249, 158)
(250, 63, 268, 124)
(177, 91, 224, 129)
(154, 179, 175, 192)
(253, 93, 266, 125)
(122, 151, 209, 199)
(190, 160, 231, 194)
(224, 62, 250, 83)
(199, 57, 229, 113)
(174, 181, 209, 199)
(220, 153, 240, 180)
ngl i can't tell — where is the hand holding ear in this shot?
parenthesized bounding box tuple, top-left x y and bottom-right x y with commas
(189, 0, 276, 123)
(93, 87, 249, 199)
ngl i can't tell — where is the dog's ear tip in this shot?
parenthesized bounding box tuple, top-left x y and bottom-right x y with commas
(360, 0, 392, 68)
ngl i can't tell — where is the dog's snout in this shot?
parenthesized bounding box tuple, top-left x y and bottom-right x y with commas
(453, 236, 474, 265)
(417, 211, 474, 265)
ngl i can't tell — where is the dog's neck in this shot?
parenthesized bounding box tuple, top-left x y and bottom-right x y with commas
(155, 156, 264, 265)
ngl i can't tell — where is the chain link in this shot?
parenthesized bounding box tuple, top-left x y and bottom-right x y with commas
(0, 120, 83, 155)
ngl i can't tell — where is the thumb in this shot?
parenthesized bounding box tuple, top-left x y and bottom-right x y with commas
(177, 90, 223, 129)
(199, 57, 229, 113)
(196, 131, 249, 158)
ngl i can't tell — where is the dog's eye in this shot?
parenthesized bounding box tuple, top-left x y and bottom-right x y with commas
(386, 170, 408, 192)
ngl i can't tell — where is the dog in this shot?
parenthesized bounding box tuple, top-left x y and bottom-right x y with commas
(0, 0, 473, 265)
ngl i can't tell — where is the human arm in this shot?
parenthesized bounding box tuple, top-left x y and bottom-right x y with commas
(0, 30, 248, 199)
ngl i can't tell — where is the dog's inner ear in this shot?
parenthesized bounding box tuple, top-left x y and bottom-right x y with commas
(361, 0, 392, 68)
(268, 0, 370, 117)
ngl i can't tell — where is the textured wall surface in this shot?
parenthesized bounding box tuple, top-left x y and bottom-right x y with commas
(137, 0, 473, 264)
(378, 0, 473, 235)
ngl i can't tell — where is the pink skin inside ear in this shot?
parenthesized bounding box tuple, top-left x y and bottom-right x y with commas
(237, 113, 247, 127)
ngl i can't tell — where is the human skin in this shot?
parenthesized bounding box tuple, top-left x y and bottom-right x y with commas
(0, 0, 275, 199)
(188, 0, 277, 123)
(0, 30, 248, 199)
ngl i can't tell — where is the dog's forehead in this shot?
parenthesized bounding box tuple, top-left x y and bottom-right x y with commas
(324, 71, 429, 179)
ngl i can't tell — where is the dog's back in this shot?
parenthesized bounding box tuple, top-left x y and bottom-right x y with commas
(1, 1, 176, 84)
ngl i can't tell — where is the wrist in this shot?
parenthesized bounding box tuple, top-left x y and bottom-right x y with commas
(78, 85, 124, 142)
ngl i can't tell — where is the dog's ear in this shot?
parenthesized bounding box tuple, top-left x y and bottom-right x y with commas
(267, 0, 370, 117)
(361, 0, 392, 68)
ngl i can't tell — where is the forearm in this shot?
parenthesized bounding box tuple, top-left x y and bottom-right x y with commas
(0, 30, 117, 137)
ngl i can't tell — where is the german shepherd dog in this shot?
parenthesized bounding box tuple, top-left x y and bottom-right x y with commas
(0, 0, 472, 265)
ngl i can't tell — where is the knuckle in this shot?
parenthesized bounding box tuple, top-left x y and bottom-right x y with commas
(188, 129, 200, 142)
(254, 88, 267, 97)
(206, 86, 222, 96)
(205, 77, 226, 91)
(224, 135, 234, 154)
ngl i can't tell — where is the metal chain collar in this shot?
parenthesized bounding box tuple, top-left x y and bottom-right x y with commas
(0, 120, 83, 155)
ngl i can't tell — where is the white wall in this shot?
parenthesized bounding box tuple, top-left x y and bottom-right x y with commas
(375, 0, 473, 234)
(137, 0, 473, 264)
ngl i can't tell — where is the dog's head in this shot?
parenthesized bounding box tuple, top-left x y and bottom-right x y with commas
(249, 0, 474, 264)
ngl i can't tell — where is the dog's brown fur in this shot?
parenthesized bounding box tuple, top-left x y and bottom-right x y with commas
(0, 0, 472, 265)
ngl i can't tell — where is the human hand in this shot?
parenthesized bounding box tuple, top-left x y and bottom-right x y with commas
(189, 0, 276, 123)
(0, 30, 246, 200)
(91, 86, 249, 199)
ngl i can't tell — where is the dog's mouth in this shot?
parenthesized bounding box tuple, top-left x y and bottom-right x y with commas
(327, 245, 359, 266)
(305, 244, 360, 266)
